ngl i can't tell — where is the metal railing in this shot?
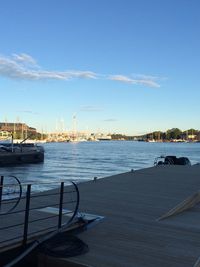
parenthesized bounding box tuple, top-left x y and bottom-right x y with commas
(0, 176, 79, 250)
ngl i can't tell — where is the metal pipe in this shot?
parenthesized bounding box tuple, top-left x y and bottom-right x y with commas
(23, 184, 31, 246)
(58, 182, 64, 228)
(0, 176, 4, 210)
(11, 133, 14, 152)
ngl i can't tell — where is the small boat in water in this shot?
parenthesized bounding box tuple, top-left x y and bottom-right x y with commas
(0, 137, 44, 166)
(154, 155, 191, 166)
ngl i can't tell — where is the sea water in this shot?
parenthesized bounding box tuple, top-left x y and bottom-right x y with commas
(1, 141, 200, 192)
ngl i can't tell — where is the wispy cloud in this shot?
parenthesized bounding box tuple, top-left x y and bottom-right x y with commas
(109, 75, 134, 84)
(132, 74, 159, 80)
(80, 105, 103, 112)
(133, 73, 167, 81)
(108, 74, 160, 88)
(0, 53, 162, 88)
(0, 54, 98, 81)
(13, 53, 38, 66)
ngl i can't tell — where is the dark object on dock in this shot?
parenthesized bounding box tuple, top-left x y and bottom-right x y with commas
(39, 233, 89, 258)
(0, 232, 89, 267)
(154, 155, 191, 166)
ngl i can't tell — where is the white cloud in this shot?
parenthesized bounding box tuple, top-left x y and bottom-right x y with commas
(109, 75, 135, 84)
(0, 54, 98, 81)
(0, 53, 161, 88)
(13, 53, 38, 66)
(108, 74, 160, 88)
(132, 74, 159, 80)
(137, 79, 160, 88)
(133, 73, 167, 81)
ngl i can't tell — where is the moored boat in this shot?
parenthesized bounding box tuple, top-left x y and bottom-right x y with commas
(0, 140, 44, 166)
(154, 155, 191, 166)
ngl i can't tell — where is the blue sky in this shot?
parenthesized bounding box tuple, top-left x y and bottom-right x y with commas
(0, 0, 200, 135)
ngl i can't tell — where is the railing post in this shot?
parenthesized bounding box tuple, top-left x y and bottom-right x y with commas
(23, 184, 31, 246)
(0, 176, 4, 210)
(58, 182, 64, 228)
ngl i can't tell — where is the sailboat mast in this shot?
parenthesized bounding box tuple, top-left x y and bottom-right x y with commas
(72, 114, 77, 140)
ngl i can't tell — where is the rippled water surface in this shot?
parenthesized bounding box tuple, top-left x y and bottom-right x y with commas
(1, 141, 200, 191)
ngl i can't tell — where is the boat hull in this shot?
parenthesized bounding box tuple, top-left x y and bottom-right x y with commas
(0, 151, 44, 166)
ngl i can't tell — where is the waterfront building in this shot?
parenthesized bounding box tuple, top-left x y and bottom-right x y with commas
(0, 122, 37, 139)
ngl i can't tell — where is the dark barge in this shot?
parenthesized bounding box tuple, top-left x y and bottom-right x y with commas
(0, 143, 44, 166)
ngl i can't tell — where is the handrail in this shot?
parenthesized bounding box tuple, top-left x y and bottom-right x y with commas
(0, 176, 80, 252)
(0, 176, 22, 214)
(68, 181, 80, 224)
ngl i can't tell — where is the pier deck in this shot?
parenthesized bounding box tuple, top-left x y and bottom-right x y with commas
(1, 165, 200, 266)
(40, 164, 200, 267)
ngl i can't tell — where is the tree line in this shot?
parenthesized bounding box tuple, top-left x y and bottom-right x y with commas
(139, 128, 200, 141)
(111, 128, 200, 141)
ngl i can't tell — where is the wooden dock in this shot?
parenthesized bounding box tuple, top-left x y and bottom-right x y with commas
(39, 164, 200, 267)
(1, 164, 200, 266)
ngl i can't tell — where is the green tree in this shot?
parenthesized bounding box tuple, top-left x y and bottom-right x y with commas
(166, 128, 182, 140)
